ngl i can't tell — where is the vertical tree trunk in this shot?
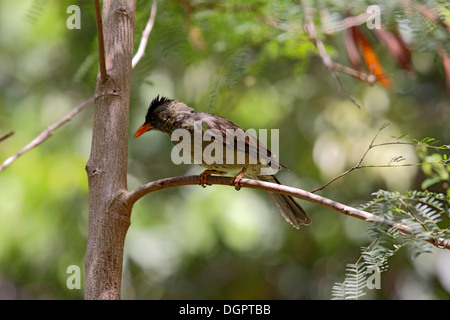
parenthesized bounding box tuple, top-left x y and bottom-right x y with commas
(85, 0, 136, 300)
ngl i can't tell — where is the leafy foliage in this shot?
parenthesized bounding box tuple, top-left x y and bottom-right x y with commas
(415, 140, 450, 196)
(333, 189, 449, 299)
(332, 263, 368, 300)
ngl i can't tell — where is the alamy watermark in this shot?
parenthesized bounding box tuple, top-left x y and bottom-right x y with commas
(366, 5, 381, 30)
(170, 121, 280, 175)
(66, 265, 81, 290)
(66, 5, 81, 29)
(322, 5, 382, 33)
(366, 266, 381, 290)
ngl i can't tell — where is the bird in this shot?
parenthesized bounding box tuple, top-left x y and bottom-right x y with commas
(134, 95, 310, 228)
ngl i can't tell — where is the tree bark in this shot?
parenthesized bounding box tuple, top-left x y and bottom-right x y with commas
(85, 0, 136, 300)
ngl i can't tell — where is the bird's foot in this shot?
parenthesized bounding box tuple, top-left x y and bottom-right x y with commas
(198, 170, 225, 188)
(231, 167, 247, 191)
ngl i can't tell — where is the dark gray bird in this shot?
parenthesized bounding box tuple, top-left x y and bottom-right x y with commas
(134, 96, 310, 228)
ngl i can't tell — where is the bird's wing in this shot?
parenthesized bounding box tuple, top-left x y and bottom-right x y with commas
(198, 113, 282, 169)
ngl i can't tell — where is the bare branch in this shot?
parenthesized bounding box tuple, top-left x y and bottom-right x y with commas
(132, 1, 157, 68)
(0, 131, 14, 143)
(300, 1, 361, 108)
(0, 3, 157, 173)
(0, 97, 94, 173)
(331, 62, 377, 85)
(126, 175, 450, 250)
(312, 123, 390, 193)
(311, 161, 428, 193)
(321, 11, 371, 34)
(311, 127, 450, 193)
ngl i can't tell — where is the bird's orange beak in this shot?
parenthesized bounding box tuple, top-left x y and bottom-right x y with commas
(134, 123, 152, 138)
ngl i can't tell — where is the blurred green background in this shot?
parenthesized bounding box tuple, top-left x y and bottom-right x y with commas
(0, 0, 449, 299)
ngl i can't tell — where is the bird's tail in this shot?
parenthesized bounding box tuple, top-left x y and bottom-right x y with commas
(254, 175, 310, 229)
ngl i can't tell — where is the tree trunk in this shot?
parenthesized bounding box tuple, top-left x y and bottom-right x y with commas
(85, 0, 136, 300)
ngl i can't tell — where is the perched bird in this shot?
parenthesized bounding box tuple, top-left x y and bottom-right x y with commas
(134, 96, 310, 228)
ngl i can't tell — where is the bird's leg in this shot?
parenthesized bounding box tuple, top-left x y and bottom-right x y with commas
(231, 166, 248, 191)
(199, 170, 226, 188)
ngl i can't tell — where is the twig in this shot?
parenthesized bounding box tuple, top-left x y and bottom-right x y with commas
(94, 0, 107, 81)
(300, 1, 361, 108)
(331, 62, 377, 85)
(310, 144, 373, 193)
(126, 174, 450, 250)
(311, 123, 389, 193)
(0, 97, 94, 173)
(132, 1, 157, 68)
(311, 136, 450, 193)
(0, 131, 14, 143)
(313, 161, 437, 193)
(322, 11, 371, 34)
(0, 3, 158, 173)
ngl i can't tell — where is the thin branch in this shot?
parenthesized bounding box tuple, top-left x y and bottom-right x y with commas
(0, 4, 158, 173)
(94, 0, 107, 81)
(372, 141, 450, 151)
(126, 175, 450, 250)
(358, 163, 427, 169)
(399, 198, 430, 232)
(311, 167, 356, 194)
(0, 131, 14, 143)
(331, 62, 377, 86)
(132, 1, 157, 68)
(300, 1, 361, 108)
(0, 97, 94, 173)
(311, 137, 449, 193)
(322, 11, 371, 34)
(311, 124, 389, 193)
(310, 146, 373, 193)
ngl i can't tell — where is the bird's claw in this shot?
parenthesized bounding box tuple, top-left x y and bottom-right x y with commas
(199, 171, 211, 188)
(231, 176, 243, 191)
(231, 166, 247, 191)
(199, 170, 225, 188)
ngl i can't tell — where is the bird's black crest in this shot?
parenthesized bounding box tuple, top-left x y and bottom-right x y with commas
(149, 95, 171, 111)
(146, 95, 172, 119)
